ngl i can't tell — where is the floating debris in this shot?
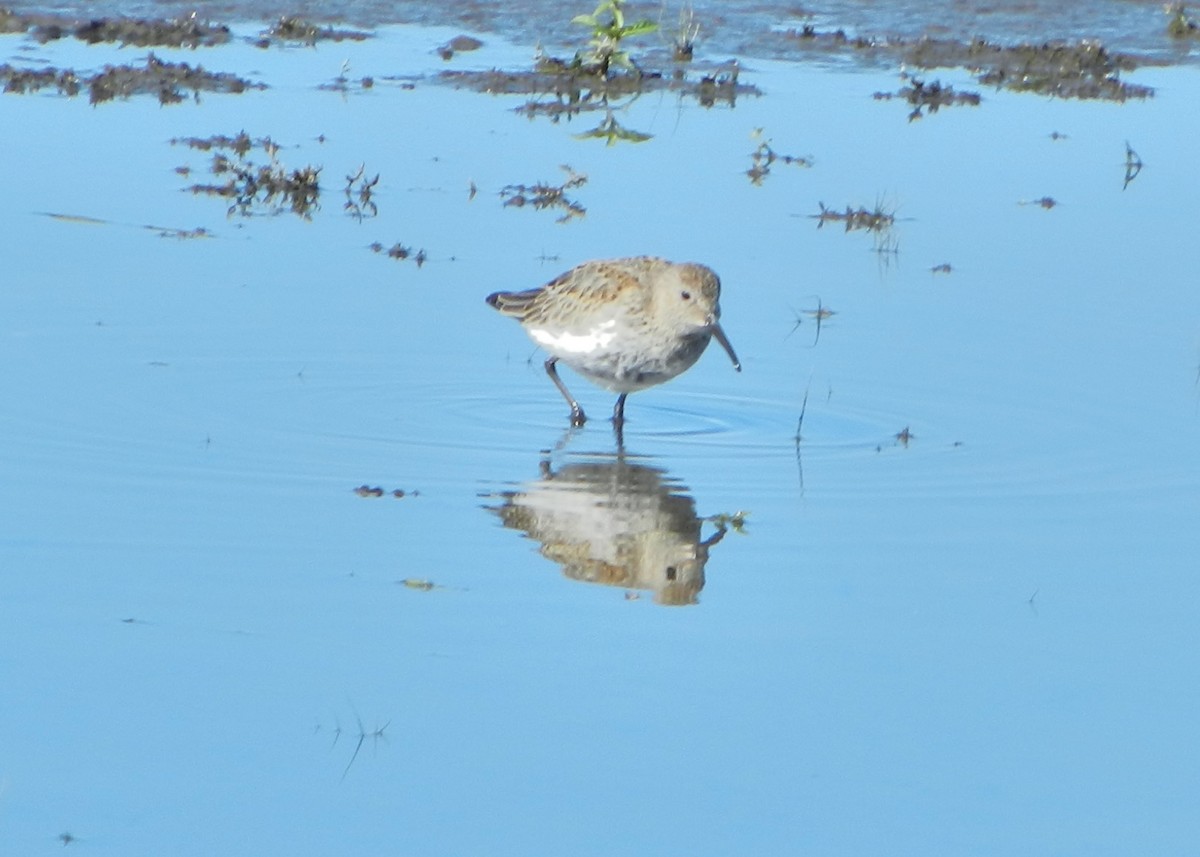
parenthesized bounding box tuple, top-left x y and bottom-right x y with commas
(500, 165, 587, 223)
(40, 210, 212, 239)
(873, 76, 980, 121)
(397, 578, 436, 591)
(930, 263, 953, 275)
(172, 132, 279, 158)
(811, 201, 896, 233)
(353, 484, 420, 497)
(746, 132, 812, 185)
(369, 242, 428, 266)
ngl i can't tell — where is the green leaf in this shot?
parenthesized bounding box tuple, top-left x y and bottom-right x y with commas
(621, 20, 659, 37)
(571, 13, 598, 28)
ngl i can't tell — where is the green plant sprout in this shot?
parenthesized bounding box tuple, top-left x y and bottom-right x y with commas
(571, 0, 658, 76)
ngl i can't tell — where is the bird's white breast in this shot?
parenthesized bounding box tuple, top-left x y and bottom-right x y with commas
(529, 319, 617, 355)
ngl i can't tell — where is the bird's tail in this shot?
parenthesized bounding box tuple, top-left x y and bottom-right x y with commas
(485, 288, 541, 319)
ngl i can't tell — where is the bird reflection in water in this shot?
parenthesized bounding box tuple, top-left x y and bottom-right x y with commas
(486, 451, 731, 606)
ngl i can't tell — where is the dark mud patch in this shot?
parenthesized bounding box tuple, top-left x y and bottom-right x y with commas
(1, 53, 261, 103)
(873, 76, 981, 121)
(254, 16, 371, 47)
(784, 27, 1154, 102)
(0, 8, 231, 47)
(173, 133, 320, 218)
(437, 34, 483, 60)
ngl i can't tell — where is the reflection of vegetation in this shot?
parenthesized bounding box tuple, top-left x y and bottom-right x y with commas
(500, 165, 588, 223)
(1123, 142, 1144, 190)
(343, 164, 379, 220)
(571, 0, 658, 77)
(787, 297, 836, 347)
(747, 131, 812, 185)
(442, 60, 757, 132)
(707, 511, 749, 534)
(173, 133, 321, 219)
(314, 709, 391, 781)
(574, 106, 653, 144)
(873, 76, 980, 121)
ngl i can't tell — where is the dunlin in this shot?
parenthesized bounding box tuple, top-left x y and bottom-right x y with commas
(486, 256, 741, 426)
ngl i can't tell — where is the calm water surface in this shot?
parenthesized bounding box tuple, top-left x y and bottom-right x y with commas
(1, 8, 1198, 856)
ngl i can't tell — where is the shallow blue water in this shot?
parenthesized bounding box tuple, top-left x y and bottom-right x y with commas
(1, 19, 1198, 857)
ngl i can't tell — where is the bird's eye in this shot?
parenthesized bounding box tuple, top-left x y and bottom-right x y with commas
(680, 291, 692, 300)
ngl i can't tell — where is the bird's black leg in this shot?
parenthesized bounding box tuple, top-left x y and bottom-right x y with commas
(612, 393, 628, 428)
(545, 358, 586, 426)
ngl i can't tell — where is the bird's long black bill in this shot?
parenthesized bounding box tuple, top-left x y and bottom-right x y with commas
(712, 323, 742, 372)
